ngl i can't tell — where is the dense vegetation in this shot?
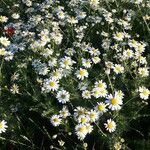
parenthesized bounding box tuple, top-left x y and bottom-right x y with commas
(0, 0, 150, 149)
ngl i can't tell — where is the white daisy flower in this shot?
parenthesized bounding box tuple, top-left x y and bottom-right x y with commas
(92, 87, 108, 98)
(94, 80, 107, 89)
(139, 86, 150, 100)
(82, 90, 91, 99)
(43, 79, 59, 92)
(92, 57, 101, 64)
(106, 92, 123, 111)
(76, 68, 89, 80)
(113, 32, 124, 41)
(67, 17, 78, 24)
(59, 106, 70, 118)
(51, 115, 62, 127)
(0, 16, 8, 22)
(135, 43, 146, 53)
(88, 110, 99, 122)
(60, 56, 75, 69)
(95, 102, 108, 114)
(12, 13, 20, 19)
(113, 64, 124, 74)
(89, 47, 100, 56)
(74, 107, 87, 118)
(104, 119, 116, 133)
(77, 115, 90, 124)
(123, 49, 134, 59)
(85, 123, 93, 134)
(56, 90, 70, 104)
(90, 0, 100, 7)
(0, 120, 8, 133)
(75, 124, 88, 140)
(138, 67, 149, 77)
(51, 69, 63, 80)
(0, 48, 6, 56)
(0, 37, 10, 47)
(115, 90, 124, 99)
(82, 59, 92, 68)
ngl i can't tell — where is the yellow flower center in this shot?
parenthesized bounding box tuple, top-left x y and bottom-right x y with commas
(54, 71, 59, 77)
(98, 83, 104, 88)
(81, 117, 87, 123)
(49, 81, 55, 87)
(53, 118, 59, 122)
(98, 104, 105, 111)
(90, 113, 95, 118)
(64, 60, 69, 65)
(0, 122, 3, 129)
(108, 122, 113, 129)
(143, 90, 148, 96)
(116, 33, 123, 38)
(111, 98, 118, 105)
(79, 70, 86, 76)
(94, 90, 99, 95)
(79, 126, 86, 133)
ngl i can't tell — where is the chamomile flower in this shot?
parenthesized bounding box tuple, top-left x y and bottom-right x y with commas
(106, 92, 123, 111)
(82, 59, 92, 68)
(75, 124, 88, 140)
(88, 110, 99, 122)
(77, 115, 90, 124)
(76, 68, 89, 80)
(123, 49, 134, 59)
(92, 57, 101, 64)
(51, 115, 62, 127)
(0, 120, 8, 133)
(139, 86, 150, 100)
(96, 102, 107, 114)
(10, 84, 19, 94)
(94, 80, 107, 89)
(0, 37, 10, 47)
(92, 87, 108, 98)
(135, 43, 146, 53)
(51, 69, 63, 80)
(0, 48, 6, 56)
(138, 67, 149, 77)
(113, 64, 124, 74)
(90, 0, 100, 7)
(89, 47, 100, 56)
(56, 90, 70, 104)
(74, 107, 87, 118)
(67, 17, 78, 24)
(113, 32, 124, 41)
(59, 106, 70, 118)
(60, 56, 75, 69)
(82, 90, 91, 99)
(0, 16, 8, 22)
(104, 119, 116, 133)
(57, 11, 65, 20)
(43, 79, 59, 92)
(85, 123, 93, 134)
(115, 90, 124, 99)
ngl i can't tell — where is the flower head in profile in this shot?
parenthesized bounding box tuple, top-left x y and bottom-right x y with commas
(0, 120, 8, 134)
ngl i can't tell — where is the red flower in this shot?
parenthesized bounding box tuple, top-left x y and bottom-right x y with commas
(3, 27, 15, 36)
